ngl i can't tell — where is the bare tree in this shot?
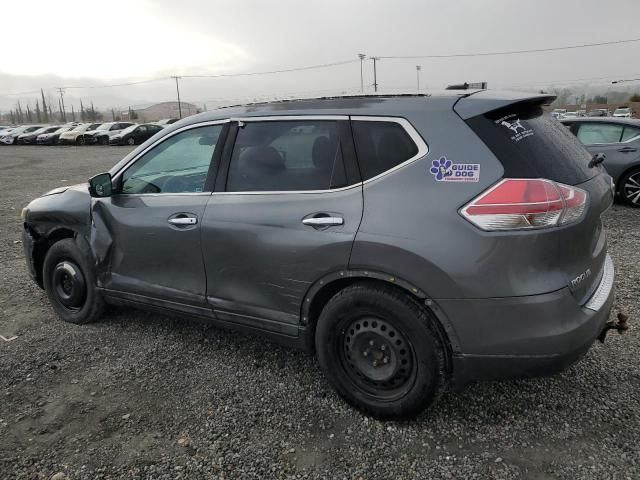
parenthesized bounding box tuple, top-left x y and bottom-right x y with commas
(40, 89, 49, 123)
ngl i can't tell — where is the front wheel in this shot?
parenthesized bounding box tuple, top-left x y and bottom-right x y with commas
(619, 167, 640, 207)
(76, 136, 86, 145)
(98, 136, 108, 145)
(43, 239, 104, 324)
(127, 137, 135, 145)
(315, 283, 447, 420)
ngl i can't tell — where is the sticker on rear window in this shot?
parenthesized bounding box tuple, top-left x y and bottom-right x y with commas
(429, 157, 480, 182)
(496, 114, 534, 142)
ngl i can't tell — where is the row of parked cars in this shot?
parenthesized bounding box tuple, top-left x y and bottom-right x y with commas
(0, 118, 178, 146)
(551, 107, 634, 119)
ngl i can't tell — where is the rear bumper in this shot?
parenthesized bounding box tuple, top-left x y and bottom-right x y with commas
(443, 254, 615, 386)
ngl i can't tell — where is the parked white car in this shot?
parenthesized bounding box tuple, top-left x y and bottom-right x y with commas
(613, 107, 632, 118)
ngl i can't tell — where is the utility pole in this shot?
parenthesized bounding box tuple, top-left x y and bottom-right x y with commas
(57, 87, 67, 122)
(358, 53, 366, 93)
(416, 65, 422, 92)
(371, 57, 380, 92)
(172, 76, 183, 119)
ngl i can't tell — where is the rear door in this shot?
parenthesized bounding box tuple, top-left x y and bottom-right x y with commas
(572, 121, 640, 184)
(200, 117, 362, 334)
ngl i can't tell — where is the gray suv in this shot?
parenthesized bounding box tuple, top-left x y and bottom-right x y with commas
(22, 92, 616, 419)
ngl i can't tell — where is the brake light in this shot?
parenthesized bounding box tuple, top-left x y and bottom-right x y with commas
(460, 178, 588, 231)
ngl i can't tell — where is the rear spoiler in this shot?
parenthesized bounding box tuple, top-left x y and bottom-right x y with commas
(453, 90, 556, 120)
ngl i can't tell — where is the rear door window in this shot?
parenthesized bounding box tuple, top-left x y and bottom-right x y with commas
(226, 120, 348, 192)
(466, 102, 596, 185)
(576, 123, 624, 145)
(351, 120, 419, 180)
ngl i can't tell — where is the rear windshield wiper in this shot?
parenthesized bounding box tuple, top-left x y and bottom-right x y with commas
(588, 153, 605, 168)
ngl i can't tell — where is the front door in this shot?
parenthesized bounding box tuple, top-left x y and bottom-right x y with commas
(93, 122, 227, 309)
(201, 118, 363, 333)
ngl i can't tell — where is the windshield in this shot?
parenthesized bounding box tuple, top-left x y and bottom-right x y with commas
(97, 123, 113, 131)
(615, 108, 630, 113)
(53, 127, 69, 134)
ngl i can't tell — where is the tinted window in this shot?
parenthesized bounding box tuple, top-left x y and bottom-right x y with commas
(466, 103, 595, 184)
(122, 125, 222, 194)
(352, 121, 418, 180)
(226, 121, 347, 192)
(576, 123, 624, 145)
(621, 126, 640, 142)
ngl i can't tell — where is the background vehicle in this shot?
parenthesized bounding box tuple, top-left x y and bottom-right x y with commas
(588, 109, 609, 117)
(58, 123, 103, 145)
(22, 92, 615, 419)
(1, 125, 43, 144)
(613, 107, 632, 118)
(157, 118, 179, 125)
(36, 126, 75, 145)
(576, 109, 587, 116)
(17, 126, 61, 145)
(562, 116, 640, 206)
(86, 122, 134, 145)
(562, 111, 578, 119)
(550, 108, 566, 119)
(109, 123, 164, 145)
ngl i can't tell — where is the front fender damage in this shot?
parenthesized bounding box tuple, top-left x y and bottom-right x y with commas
(89, 199, 114, 287)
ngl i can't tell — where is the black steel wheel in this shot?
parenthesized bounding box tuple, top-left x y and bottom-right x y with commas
(620, 168, 640, 207)
(316, 283, 447, 420)
(76, 136, 86, 145)
(43, 239, 104, 324)
(341, 316, 417, 401)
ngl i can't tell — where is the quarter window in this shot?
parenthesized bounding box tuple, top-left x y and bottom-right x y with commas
(352, 121, 419, 180)
(576, 123, 624, 145)
(121, 125, 223, 194)
(226, 121, 347, 192)
(621, 126, 640, 142)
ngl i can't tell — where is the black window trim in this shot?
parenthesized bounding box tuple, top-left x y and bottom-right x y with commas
(111, 119, 231, 196)
(212, 115, 427, 195)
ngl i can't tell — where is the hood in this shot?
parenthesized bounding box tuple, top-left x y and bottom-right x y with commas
(41, 183, 87, 197)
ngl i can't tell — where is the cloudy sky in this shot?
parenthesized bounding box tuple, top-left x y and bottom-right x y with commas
(1, 0, 639, 111)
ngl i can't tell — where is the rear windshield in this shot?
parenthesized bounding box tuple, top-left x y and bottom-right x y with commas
(466, 102, 596, 185)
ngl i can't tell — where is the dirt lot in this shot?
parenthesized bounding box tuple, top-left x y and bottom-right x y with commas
(1, 146, 639, 480)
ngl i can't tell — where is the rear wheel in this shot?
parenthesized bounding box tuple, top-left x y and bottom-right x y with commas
(619, 167, 640, 207)
(76, 136, 85, 145)
(127, 136, 135, 145)
(43, 239, 104, 324)
(98, 136, 108, 145)
(315, 283, 446, 420)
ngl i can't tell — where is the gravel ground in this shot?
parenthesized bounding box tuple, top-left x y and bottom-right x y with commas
(0, 146, 638, 480)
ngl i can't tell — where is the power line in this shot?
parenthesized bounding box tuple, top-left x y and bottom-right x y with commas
(378, 37, 640, 60)
(180, 59, 359, 78)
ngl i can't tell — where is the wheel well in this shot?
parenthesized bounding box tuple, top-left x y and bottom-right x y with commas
(32, 228, 75, 287)
(304, 277, 454, 376)
(616, 164, 640, 193)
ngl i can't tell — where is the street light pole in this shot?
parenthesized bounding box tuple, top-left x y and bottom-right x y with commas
(416, 65, 421, 92)
(172, 76, 183, 119)
(358, 53, 366, 93)
(371, 57, 380, 92)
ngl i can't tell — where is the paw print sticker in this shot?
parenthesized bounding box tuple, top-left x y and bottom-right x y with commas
(430, 157, 452, 181)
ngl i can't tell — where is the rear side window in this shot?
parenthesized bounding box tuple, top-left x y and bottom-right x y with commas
(576, 123, 624, 145)
(352, 120, 418, 180)
(226, 121, 347, 192)
(621, 126, 640, 142)
(466, 103, 595, 185)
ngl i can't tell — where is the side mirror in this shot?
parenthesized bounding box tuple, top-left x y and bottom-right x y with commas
(88, 172, 113, 197)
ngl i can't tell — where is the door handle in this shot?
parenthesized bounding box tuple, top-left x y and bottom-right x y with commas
(618, 147, 637, 153)
(168, 215, 198, 226)
(302, 216, 344, 227)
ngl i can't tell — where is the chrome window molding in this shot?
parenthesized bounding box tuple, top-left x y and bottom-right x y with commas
(112, 115, 428, 197)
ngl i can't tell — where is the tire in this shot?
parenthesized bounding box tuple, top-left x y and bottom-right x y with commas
(315, 283, 446, 420)
(127, 137, 135, 145)
(42, 238, 104, 324)
(76, 136, 85, 145)
(98, 136, 108, 145)
(619, 167, 640, 207)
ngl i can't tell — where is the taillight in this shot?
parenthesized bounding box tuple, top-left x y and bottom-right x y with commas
(460, 178, 588, 231)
